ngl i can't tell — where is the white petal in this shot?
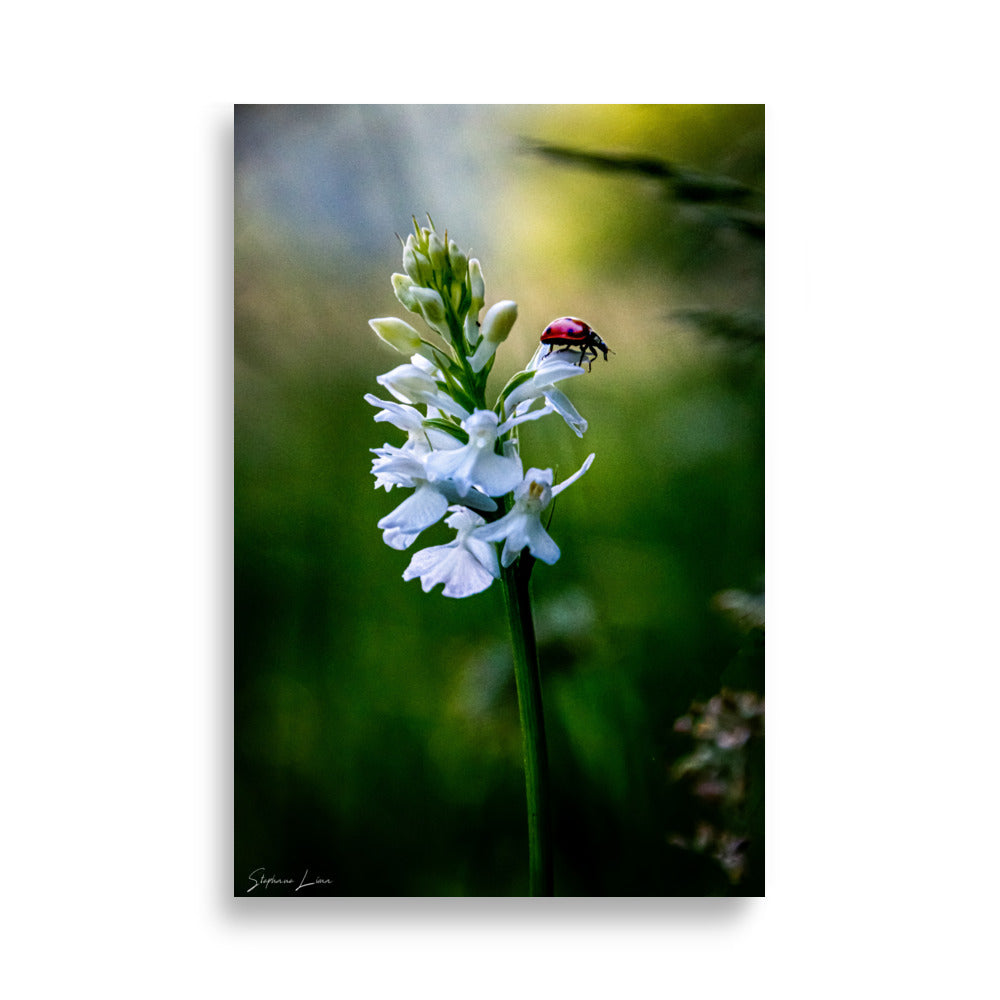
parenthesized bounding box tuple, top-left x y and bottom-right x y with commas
(497, 402, 554, 436)
(378, 483, 449, 530)
(377, 484, 449, 548)
(480, 512, 533, 567)
(377, 364, 468, 418)
(458, 488, 498, 513)
(476, 506, 561, 567)
(370, 445, 425, 488)
(469, 337, 498, 373)
(402, 544, 453, 589)
(551, 452, 596, 497)
(364, 393, 422, 426)
(465, 536, 500, 578)
(426, 441, 523, 499)
(425, 445, 479, 493)
(525, 344, 548, 370)
(532, 355, 588, 385)
(500, 518, 535, 566)
(525, 521, 561, 565)
(502, 361, 583, 417)
(471, 513, 514, 544)
(469, 451, 524, 497)
(440, 552, 497, 597)
(381, 525, 422, 551)
(409, 353, 441, 375)
(443, 506, 487, 531)
(402, 543, 496, 598)
(542, 388, 588, 437)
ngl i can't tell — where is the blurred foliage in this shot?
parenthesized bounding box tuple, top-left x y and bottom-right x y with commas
(670, 594, 764, 890)
(235, 105, 764, 896)
(525, 140, 764, 240)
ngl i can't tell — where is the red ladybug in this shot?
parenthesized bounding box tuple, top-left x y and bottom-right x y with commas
(540, 317, 612, 371)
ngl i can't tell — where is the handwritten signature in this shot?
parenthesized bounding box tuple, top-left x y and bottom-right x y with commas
(247, 867, 334, 893)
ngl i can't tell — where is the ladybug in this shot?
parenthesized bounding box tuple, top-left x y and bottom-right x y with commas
(540, 317, 612, 371)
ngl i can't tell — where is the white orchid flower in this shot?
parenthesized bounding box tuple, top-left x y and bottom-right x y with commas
(402, 507, 501, 598)
(473, 454, 595, 567)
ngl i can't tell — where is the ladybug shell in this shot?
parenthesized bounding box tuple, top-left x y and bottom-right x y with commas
(540, 317, 593, 343)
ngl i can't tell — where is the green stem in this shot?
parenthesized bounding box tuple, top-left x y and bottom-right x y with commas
(501, 555, 554, 896)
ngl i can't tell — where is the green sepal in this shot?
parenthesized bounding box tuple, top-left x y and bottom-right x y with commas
(495, 369, 536, 413)
(420, 339, 454, 372)
(423, 417, 469, 445)
(437, 375, 476, 415)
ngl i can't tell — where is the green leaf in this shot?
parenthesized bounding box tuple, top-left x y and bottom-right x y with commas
(674, 308, 764, 347)
(494, 369, 536, 412)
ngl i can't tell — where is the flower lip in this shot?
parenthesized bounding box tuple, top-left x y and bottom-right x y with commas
(402, 505, 501, 598)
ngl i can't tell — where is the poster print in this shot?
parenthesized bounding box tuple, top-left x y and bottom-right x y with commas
(235, 105, 764, 896)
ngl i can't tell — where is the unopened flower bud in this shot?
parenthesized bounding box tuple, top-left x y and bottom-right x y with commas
(469, 258, 485, 305)
(403, 244, 429, 284)
(427, 231, 447, 272)
(481, 300, 518, 345)
(469, 300, 517, 372)
(392, 273, 419, 311)
(410, 286, 447, 330)
(465, 258, 486, 347)
(369, 316, 422, 355)
(448, 240, 468, 279)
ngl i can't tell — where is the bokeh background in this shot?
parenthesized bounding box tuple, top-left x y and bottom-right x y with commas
(235, 105, 764, 896)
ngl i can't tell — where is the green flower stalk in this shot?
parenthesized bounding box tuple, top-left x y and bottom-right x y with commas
(365, 216, 607, 895)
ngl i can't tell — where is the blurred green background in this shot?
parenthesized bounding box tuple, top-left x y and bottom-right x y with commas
(235, 105, 764, 896)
